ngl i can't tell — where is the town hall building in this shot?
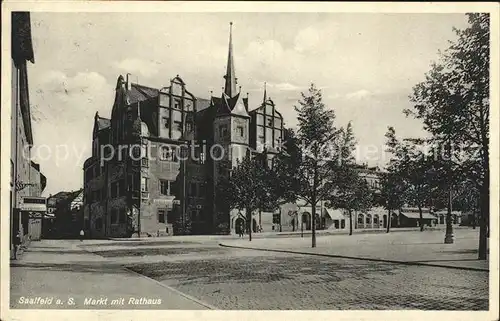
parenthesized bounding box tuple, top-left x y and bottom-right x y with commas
(82, 23, 285, 237)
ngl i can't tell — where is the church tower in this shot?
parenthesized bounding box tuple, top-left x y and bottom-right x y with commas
(212, 22, 250, 233)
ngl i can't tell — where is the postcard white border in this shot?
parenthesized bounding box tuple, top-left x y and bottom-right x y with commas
(1, 2, 499, 321)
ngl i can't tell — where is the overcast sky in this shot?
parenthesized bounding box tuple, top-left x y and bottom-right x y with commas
(27, 12, 470, 196)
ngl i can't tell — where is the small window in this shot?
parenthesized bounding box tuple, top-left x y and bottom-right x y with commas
(267, 117, 273, 126)
(141, 177, 149, 192)
(219, 124, 228, 138)
(237, 126, 244, 137)
(166, 210, 174, 224)
(158, 210, 166, 223)
(160, 146, 171, 161)
(186, 122, 193, 133)
(160, 180, 171, 196)
(174, 100, 181, 109)
(163, 117, 170, 129)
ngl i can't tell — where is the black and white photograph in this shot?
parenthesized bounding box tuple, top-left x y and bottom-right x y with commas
(2, 2, 499, 320)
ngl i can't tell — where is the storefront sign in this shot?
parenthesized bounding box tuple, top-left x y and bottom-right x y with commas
(29, 212, 43, 219)
(20, 196, 47, 212)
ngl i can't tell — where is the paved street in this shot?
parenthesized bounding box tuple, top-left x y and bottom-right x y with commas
(9, 229, 490, 310)
(220, 227, 489, 271)
(9, 240, 210, 309)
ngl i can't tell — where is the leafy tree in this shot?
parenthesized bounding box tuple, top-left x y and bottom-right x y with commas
(384, 128, 434, 231)
(407, 13, 490, 258)
(216, 153, 270, 241)
(293, 83, 342, 247)
(270, 128, 301, 208)
(378, 171, 406, 233)
(327, 165, 373, 235)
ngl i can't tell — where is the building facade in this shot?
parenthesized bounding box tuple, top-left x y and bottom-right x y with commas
(83, 23, 285, 238)
(11, 12, 47, 257)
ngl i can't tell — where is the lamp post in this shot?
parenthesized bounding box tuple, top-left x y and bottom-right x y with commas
(444, 138, 454, 244)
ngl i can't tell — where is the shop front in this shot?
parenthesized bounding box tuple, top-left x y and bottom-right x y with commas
(20, 196, 47, 241)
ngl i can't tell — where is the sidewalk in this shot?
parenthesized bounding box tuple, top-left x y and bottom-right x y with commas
(220, 228, 489, 271)
(106, 225, 472, 242)
(9, 240, 213, 309)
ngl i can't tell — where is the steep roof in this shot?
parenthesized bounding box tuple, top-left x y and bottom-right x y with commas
(96, 117, 111, 130)
(129, 83, 159, 104)
(197, 98, 211, 111)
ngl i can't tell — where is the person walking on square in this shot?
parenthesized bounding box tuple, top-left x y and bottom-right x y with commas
(13, 231, 21, 260)
(79, 229, 85, 242)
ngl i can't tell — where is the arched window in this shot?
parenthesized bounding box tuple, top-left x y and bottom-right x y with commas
(373, 214, 379, 225)
(366, 214, 372, 224)
(357, 214, 364, 224)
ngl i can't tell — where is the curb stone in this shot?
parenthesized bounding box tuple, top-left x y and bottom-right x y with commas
(218, 243, 489, 272)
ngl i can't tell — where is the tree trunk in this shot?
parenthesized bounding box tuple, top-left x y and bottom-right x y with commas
(349, 210, 353, 236)
(418, 204, 424, 232)
(478, 184, 488, 260)
(386, 209, 391, 233)
(444, 188, 454, 243)
(247, 208, 252, 242)
(258, 209, 262, 232)
(311, 203, 317, 248)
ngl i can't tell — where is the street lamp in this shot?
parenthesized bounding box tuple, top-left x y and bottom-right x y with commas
(444, 138, 454, 244)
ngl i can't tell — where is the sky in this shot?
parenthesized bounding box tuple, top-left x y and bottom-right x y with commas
(26, 12, 470, 196)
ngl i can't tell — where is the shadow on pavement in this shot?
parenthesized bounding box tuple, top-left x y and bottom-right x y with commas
(127, 255, 401, 285)
(10, 262, 130, 274)
(93, 247, 228, 257)
(82, 240, 200, 248)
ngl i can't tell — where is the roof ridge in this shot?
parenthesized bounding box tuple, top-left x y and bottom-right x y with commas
(132, 83, 159, 91)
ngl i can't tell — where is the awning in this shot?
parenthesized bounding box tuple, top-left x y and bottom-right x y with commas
(400, 211, 436, 220)
(324, 208, 345, 220)
(434, 211, 462, 216)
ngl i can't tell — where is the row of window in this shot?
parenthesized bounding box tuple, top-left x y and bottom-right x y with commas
(157, 208, 202, 224)
(218, 124, 246, 139)
(256, 113, 282, 128)
(162, 116, 194, 132)
(143, 178, 205, 198)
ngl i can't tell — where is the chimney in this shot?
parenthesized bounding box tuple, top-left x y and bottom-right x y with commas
(126, 73, 132, 91)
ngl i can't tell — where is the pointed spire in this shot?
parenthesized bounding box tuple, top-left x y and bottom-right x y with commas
(263, 82, 267, 104)
(223, 22, 237, 98)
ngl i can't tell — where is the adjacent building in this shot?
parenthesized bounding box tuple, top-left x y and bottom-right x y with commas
(46, 190, 84, 238)
(11, 12, 47, 257)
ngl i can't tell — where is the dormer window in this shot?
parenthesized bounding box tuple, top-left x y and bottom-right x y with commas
(174, 100, 181, 109)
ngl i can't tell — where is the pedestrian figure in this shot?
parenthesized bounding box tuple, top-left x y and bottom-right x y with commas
(238, 222, 244, 238)
(13, 231, 21, 260)
(79, 229, 84, 242)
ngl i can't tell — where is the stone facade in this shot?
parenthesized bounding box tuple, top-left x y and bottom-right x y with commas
(82, 24, 287, 238)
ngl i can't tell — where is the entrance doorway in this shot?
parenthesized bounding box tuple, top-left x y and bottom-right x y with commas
(302, 212, 311, 230)
(235, 217, 244, 234)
